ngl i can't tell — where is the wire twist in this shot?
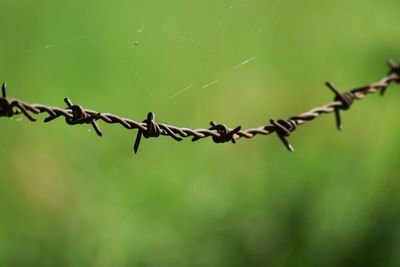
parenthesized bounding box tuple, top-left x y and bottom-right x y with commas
(1, 59, 399, 153)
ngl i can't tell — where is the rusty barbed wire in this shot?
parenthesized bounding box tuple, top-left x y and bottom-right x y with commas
(1, 59, 399, 153)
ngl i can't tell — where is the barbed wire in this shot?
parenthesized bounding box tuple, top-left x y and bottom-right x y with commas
(1, 59, 399, 153)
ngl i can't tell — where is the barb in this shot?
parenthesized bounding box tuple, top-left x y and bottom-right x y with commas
(1, 59, 399, 153)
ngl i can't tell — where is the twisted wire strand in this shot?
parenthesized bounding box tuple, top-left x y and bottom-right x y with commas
(1, 59, 399, 153)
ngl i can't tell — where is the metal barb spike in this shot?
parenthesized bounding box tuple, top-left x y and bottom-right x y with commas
(2, 82, 7, 98)
(64, 98, 73, 107)
(270, 119, 295, 152)
(325, 82, 354, 131)
(134, 112, 160, 154)
(325, 82, 340, 96)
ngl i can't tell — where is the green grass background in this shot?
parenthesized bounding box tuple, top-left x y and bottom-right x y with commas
(0, 0, 399, 266)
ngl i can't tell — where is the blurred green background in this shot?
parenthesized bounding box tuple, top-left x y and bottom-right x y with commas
(0, 0, 399, 266)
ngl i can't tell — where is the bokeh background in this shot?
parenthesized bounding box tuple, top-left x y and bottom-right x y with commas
(0, 0, 399, 266)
